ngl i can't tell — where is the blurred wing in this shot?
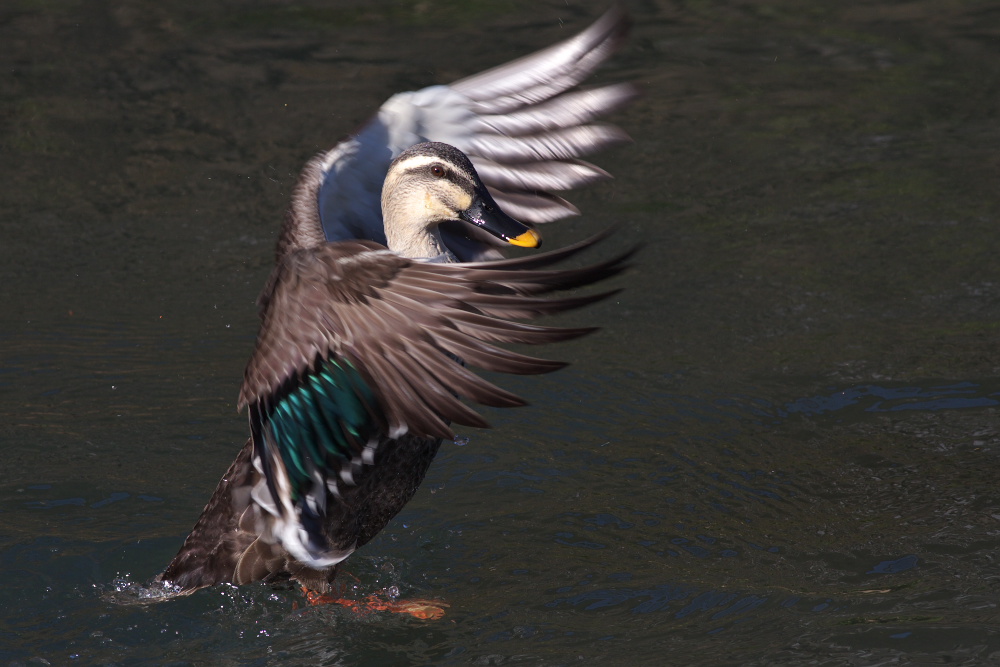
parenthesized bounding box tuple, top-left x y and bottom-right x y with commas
(237, 235, 631, 565)
(311, 7, 635, 260)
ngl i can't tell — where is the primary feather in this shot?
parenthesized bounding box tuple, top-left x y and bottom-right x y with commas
(295, 5, 635, 261)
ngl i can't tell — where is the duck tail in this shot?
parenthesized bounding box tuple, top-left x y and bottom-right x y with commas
(154, 439, 258, 593)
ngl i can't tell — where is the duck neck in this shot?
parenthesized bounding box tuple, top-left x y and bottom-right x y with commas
(381, 186, 458, 260)
(385, 223, 456, 261)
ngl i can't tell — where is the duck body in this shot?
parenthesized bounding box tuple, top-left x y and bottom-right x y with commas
(158, 227, 629, 596)
(155, 6, 634, 601)
(159, 431, 441, 594)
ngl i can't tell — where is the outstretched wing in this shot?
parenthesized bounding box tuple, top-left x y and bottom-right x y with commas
(307, 7, 635, 261)
(238, 234, 631, 566)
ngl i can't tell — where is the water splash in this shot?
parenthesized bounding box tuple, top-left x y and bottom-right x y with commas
(98, 574, 186, 606)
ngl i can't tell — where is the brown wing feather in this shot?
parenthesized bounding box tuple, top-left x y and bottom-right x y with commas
(238, 233, 630, 440)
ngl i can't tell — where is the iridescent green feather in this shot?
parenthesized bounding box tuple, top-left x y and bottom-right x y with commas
(264, 358, 377, 499)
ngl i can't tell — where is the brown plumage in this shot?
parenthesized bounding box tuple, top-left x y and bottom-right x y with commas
(157, 229, 630, 595)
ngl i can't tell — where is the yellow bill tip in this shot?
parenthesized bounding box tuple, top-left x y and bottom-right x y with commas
(508, 228, 542, 248)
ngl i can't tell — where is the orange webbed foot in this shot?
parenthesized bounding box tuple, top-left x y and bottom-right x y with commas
(363, 595, 450, 620)
(300, 587, 356, 607)
(300, 587, 449, 619)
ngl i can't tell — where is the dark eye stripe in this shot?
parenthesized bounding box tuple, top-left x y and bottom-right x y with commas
(424, 163, 472, 189)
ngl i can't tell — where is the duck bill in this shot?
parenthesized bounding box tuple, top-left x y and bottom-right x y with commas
(459, 189, 541, 249)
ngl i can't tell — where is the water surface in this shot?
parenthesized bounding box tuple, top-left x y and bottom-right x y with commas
(2, 0, 1000, 664)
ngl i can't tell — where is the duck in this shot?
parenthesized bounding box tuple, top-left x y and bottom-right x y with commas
(154, 5, 634, 613)
(154, 142, 631, 617)
(302, 5, 635, 261)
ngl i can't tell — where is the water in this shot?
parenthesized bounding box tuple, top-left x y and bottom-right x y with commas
(2, 0, 1000, 664)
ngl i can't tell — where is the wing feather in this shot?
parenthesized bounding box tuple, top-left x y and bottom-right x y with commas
(292, 7, 635, 261)
(235, 234, 629, 566)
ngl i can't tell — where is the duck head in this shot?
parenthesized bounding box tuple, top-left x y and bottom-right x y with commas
(381, 142, 540, 259)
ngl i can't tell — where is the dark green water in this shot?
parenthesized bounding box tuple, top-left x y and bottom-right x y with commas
(2, 1, 1000, 664)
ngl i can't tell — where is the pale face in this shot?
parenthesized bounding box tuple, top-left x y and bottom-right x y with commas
(384, 153, 478, 233)
(381, 143, 540, 258)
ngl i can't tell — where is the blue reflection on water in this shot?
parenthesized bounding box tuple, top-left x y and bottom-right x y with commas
(784, 382, 998, 416)
(630, 379, 1000, 432)
(545, 582, 785, 622)
(585, 513, 634, 529)
(546, 583, 693, 612)
(868, 554, 918, 574)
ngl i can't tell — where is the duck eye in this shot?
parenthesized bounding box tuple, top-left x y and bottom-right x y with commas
(430, 165, 446, 178)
